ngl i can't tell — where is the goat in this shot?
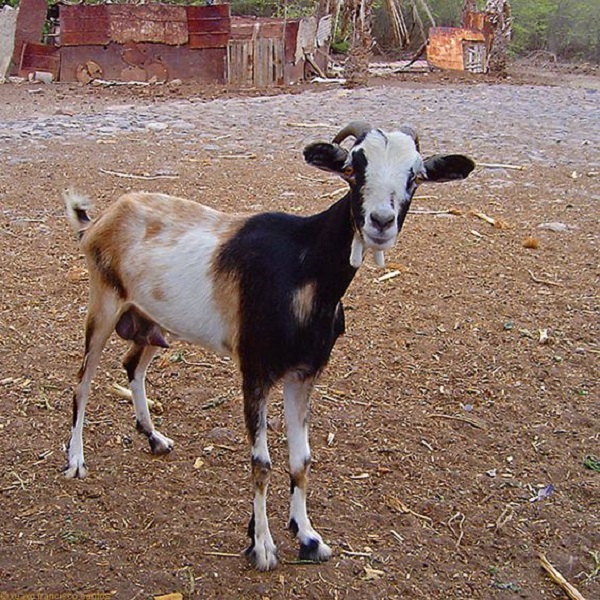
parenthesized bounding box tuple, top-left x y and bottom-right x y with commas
(64, 121, 475, 571)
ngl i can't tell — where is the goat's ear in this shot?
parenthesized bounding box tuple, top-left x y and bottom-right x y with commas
(303, 142, 348, 174)
(421, 154, 475, 183)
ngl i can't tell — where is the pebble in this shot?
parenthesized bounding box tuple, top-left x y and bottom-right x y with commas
(0, 83, 598, 171)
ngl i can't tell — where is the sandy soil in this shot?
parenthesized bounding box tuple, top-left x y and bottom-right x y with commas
(0, 63, 598, 599)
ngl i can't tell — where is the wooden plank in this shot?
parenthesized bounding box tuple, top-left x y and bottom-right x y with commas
(227, 40, 252, 86)
(60, 5, 110, 46)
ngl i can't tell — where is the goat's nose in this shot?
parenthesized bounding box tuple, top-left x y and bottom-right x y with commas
(370, 210, 395, 231)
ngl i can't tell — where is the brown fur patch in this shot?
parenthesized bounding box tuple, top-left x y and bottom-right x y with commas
(210, 219, 247, 359)
(290, 461, 310, 492)
(151, 286, 167, 302)
(144, 218, 163, 239)
(251, 457, 272, 493)
(292, 281, 317, 327)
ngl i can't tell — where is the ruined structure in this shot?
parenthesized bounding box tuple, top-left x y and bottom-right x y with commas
(7, 0, 331, 86)
(426, 6, 495, 73)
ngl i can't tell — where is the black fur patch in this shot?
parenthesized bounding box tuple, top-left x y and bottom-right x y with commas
(349, 149, 368, 229)
(90, 243, 127, 299)
(299, 538, 321, 560)
(289, 517, 299, 536)
(247, 512, 256, 544)
(124, 346, 144, 382)
(216, 201, 357, 389)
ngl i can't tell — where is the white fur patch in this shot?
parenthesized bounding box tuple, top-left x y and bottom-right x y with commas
(351, 131, 422, 255)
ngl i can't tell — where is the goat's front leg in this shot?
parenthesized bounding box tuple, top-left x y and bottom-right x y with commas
(283, 375, 332, 562)
(243, 378, 277, 570)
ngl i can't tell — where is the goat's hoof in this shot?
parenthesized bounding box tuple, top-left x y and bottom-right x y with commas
(245, 541, 278, 571)
(148, 431, 174, 455)
(299, 538, 332, 562)
(64, 462, 87, 479)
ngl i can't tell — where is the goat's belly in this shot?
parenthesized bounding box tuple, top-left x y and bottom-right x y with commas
(129, 276, 236, 357)
(143, 301, 233, 357)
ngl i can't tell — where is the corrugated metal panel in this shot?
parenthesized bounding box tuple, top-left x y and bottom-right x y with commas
(60, 5, 110, 47)
(188, 5, 230, 49)
(60, 44, 227, 83)
(12, 0, 47, 71)
(19, 42, 60, 79)
(109, 5, 188, 45)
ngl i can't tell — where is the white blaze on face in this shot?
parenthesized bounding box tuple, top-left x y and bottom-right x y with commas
(355, 131, 423, 252)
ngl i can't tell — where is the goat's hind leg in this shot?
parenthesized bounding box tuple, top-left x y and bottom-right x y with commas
(66, 298, 119, 479)
(284, 375, 332, 562)
(123, 343, 173, 455)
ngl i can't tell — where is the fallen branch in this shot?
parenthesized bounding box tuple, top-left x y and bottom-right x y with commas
(304, 53, 327, 79)
(539, 554, 587, 600)
(476, 162, 525, 171)
(100, 168, 179, 180)
(528, 269, 564, 288)
(204, 551, 241, 558)
(427, 413, 486, 429)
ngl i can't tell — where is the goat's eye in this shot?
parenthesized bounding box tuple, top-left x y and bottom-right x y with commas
(343, 165, 354, 178)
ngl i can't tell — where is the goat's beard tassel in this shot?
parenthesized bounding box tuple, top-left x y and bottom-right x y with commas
(349, 234, 364, 268)
(372, 249, 385, 268)
(349, 235, 386, 268)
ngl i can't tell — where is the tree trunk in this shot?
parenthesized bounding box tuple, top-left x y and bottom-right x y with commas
(485, 0, 512, 75)
(343, 0, 374, 87)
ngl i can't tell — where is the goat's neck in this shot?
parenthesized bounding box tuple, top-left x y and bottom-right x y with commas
(303, 194, 357, 300)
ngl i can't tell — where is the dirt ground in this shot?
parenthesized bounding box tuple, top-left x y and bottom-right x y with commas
(0, 62, 598, 599)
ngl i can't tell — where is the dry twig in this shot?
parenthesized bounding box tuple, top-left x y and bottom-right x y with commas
(476, 162, 525, 171)
(386, 496, 433, 525)
(468, 209, 510, 229)
(99, 168, 179, 180)
(539, 554, 587, 600)
(528, 270, 564, 287)
(427, 413, 486, 429)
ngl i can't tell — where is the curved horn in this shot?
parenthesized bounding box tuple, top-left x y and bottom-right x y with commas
(399, 124, 420, 151)
(332, 120, 373, 145)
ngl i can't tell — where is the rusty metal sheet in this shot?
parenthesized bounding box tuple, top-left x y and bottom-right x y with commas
(427, 27, 485, 72)
(60, 43, 226, 84)
(284, 21, 300, 63)
(12, 0, 47, 74)
(18, 42, 60, 79)
(189, 33, 230, 50)
(188, 5, 230, 49)
(109, 5, 188, 45)
(60, 5, 110, 47)
(187, 5, 230, 22)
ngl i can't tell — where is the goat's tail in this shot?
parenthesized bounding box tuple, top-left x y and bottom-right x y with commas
(64, 189, 93, 238)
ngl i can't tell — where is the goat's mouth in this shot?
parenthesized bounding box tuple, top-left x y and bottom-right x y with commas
(363, 231, 396, 250)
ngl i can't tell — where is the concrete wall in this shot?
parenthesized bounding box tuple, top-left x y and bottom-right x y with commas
(0, 6, 18, 81)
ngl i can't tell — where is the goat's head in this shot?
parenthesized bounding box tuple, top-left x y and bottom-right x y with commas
(304, 121, 475, 267)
